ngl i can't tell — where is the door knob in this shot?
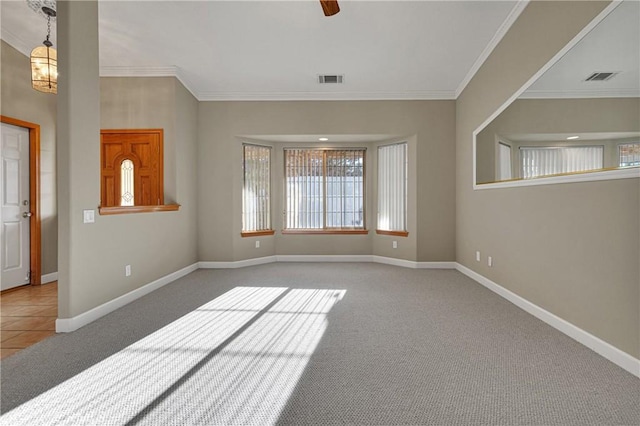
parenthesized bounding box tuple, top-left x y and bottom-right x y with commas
(22, 212, 32, 218)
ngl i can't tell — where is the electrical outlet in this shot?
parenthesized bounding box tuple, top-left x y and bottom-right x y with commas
(255, 240, 260, 249)
(476, 251, 481, 262)
(125, 265, 131, 277)
(392, 241, 398, 249)
(488, 256, 493, 267)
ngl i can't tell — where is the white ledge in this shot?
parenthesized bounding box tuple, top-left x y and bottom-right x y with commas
(475, 167, 639, 190)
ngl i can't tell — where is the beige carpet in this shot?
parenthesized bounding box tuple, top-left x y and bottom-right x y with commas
(1, 263, 638, 425)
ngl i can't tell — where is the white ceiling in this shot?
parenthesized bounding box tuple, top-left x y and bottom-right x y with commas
(240, 133, 400, 144)
(1, 0, 527, 101)
(522, 0, 640, 99)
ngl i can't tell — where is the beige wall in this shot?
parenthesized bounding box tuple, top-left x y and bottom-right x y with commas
(197, 101, 455, 263)
(457, 0, 640, 358)
(175, 79, 199, 259)
(101, 77, 178, 203)
(0, 40, 201, 286)
(477, 97, 640, 183)
(9, 0, 636, 362)
(57, 0, 198, 318)
(0, 40, 58, 276)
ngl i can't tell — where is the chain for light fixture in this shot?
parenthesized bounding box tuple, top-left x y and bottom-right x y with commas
(44, 7, 53, 47)
(30, 5, 57, 94)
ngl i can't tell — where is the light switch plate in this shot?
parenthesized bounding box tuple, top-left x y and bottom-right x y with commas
(83, 210, 95, 223)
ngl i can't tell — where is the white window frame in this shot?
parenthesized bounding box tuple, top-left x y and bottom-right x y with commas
(283, 148, 366, 233)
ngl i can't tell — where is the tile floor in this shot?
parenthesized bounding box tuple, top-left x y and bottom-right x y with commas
(1, 282, 57, 359)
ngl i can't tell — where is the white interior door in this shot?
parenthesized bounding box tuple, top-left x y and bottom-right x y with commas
(1, 123, 31, 290)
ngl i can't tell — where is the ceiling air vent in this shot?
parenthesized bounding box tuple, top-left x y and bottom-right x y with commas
(318, 75, 344, 84)
(584, 72, 618, 82)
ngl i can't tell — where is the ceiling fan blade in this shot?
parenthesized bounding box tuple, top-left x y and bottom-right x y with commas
(320, 0, 340, 17)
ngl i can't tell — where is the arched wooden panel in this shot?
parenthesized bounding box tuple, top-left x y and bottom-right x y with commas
(99, 129, 163, 207)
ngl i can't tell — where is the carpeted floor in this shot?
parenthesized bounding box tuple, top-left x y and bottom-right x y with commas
(1, 263, 638, 425)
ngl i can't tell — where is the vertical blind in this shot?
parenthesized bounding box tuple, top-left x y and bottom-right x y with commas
(498, 143, 512, 180)
(619, 143, 640, 167)
(377, 142, 407, 232)
(242, 144, 271, 232)
(285, 149, 365, 229)
(520, 146, 603, 179)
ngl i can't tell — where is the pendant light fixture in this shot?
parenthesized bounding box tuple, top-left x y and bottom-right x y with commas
(30, 6, 57, 94)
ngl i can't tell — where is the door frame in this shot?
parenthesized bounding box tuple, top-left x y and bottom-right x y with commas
(0, 115, 41, 286)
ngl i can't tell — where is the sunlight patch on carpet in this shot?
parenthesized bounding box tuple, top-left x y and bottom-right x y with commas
(1, 286, 345, 425)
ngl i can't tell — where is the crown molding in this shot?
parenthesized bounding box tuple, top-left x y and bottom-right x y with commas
(519, 88, 640, 99)
(195, 90, 456, 102)
(98, 66, 454, 101)
(455, 0, 530, 99)
(0, 31, 501, 103)
(99, 65, 179, 77)
(99, 65, 199, 100)
(0, 41, 202, 99)
(1, 30, 33, 57)
(471, 1, 626, 156)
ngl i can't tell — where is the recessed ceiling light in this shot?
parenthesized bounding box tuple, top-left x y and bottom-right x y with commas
(319, 137, 329, 141)
(566, 136, 580, 140)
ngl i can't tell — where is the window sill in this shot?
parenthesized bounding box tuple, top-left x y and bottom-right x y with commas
(473, 166, 640, 190)
(98, 204, 180, 215)
(241, 230, 276, 237)
(282, 229, 369, 235)
(376, 230, 409, 237)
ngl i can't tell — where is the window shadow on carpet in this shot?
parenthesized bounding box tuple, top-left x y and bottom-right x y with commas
(0, 286, 346, 425)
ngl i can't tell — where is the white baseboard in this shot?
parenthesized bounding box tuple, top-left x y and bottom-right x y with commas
(199, 254, 444, 268)
(55, 263, 199, 333)
(277, 254, 373, 263)
(372, 255, 416, 268)
(198, 256, 277, 269)
(55, 256, 445, 332)
(41, 272, 58, 284)
(417, 261, 457, 269)
(455, 263, 640, 378)
(371, 256, 455, 269)
(51, 256, 637, 378)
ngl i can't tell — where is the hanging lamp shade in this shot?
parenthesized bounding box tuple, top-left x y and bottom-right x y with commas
(30, 5, 57, 94)
(30, 43, 57, 94)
